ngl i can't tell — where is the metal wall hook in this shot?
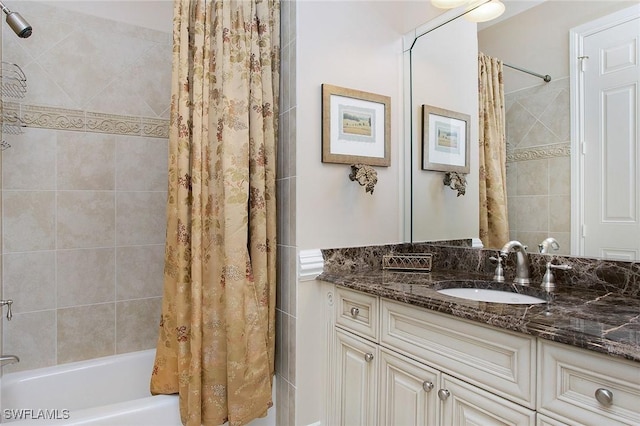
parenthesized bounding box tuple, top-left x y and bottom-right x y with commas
(1, 299, 14, 320)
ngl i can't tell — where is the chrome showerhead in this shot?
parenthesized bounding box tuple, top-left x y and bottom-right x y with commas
(0, 1, 32, 38)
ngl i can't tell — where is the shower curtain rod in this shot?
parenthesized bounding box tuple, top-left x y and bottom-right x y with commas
(503, 62, 551, 82)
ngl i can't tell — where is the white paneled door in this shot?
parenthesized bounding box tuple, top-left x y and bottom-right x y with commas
(574, 5, 640, 260)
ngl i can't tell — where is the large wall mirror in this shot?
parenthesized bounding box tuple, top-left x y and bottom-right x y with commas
(407, 0, 639, 260)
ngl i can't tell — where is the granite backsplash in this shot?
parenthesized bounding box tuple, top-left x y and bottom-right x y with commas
(321, 241, 640, 298)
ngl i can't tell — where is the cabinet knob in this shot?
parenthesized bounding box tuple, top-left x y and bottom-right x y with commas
(595, 388, 613, 406)
(364, 352, 374, 362)
(437, 389, 450, 401)
(350, 307, 360, 317)
(422, 381, 434, 392)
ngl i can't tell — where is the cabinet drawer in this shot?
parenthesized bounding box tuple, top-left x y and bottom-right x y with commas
(381, 299, 536, 408)
(336, 287, 379, 341)
(538, 340, 640, 426)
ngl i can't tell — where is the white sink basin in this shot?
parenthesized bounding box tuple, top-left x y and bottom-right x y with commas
(437, 288, 546, 304)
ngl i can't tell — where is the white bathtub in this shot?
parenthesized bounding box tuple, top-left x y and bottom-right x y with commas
(1, 349, 181, 425)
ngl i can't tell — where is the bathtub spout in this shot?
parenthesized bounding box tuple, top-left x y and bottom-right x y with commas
(0, 354, 19, 367)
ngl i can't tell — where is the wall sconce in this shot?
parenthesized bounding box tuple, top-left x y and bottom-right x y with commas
(349, 164, 378, 194)
(443, 171, 467, 197)
(431, 0, 505, 23)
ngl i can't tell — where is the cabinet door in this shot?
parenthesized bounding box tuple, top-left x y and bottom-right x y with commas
(440, 375, 536, 426)
(378, 347, 440, 426)
(334, 329, 378, 426)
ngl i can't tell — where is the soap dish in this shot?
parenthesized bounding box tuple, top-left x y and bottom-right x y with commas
(383, 254, 433, 272)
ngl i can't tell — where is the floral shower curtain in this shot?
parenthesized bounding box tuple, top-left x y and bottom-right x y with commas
(478, 52, 509, 249)
(150, 1, 279, 425)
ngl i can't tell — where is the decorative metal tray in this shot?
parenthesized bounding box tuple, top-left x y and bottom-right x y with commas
(382, 254, 433, 272)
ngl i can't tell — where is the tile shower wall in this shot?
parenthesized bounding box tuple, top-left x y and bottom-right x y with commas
(1, 1, 171, 372)
(505, 77, 571, 254)
(276, 1, 297, 425)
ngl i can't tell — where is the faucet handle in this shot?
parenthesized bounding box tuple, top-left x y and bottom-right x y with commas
(541, 262, 572, 292)
(549, 264, 572, 271)
(489, 256, 505, 282)
(1, 300, 13, 321)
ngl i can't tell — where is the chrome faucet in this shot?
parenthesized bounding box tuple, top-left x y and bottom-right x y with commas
(0, 354, 19, 367)
(500, 240, 530, 285)
(538, 237, 560, 254)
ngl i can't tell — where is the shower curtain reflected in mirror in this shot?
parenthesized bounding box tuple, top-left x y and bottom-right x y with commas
(150, 1, 279, 425)
(478, 52, 509, 248)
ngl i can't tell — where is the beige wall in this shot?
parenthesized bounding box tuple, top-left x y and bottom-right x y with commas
(1, 1, 171, 372)
(296, 1, 433, 251)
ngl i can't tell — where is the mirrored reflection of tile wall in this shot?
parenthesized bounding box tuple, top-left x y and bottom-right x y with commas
(1, 1, 171, 372)
(505, 77, 571, 255)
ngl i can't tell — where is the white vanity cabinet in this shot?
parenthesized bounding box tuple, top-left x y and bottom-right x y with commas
(330, 286, 640, 425)
(331, 287, 537, 425)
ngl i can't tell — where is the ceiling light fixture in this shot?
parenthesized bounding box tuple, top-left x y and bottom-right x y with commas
(430, 0, 505, 23)
(463, 0, 506, 22)
(431, 0, 468, 9)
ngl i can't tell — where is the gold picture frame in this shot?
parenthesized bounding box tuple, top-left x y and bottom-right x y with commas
(322, 84, 391, 167)
(422, 104, 470, 173)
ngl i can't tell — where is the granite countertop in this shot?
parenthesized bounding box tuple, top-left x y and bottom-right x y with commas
(318, 268, 640, 363)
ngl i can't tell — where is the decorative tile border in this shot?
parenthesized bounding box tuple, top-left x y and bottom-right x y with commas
(22, 104, 86, 131)
(507, 142, 570, 163)
(142, 117, 170, 138)
(1, 102, 169, 138)
(86, 111, 141, 135)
